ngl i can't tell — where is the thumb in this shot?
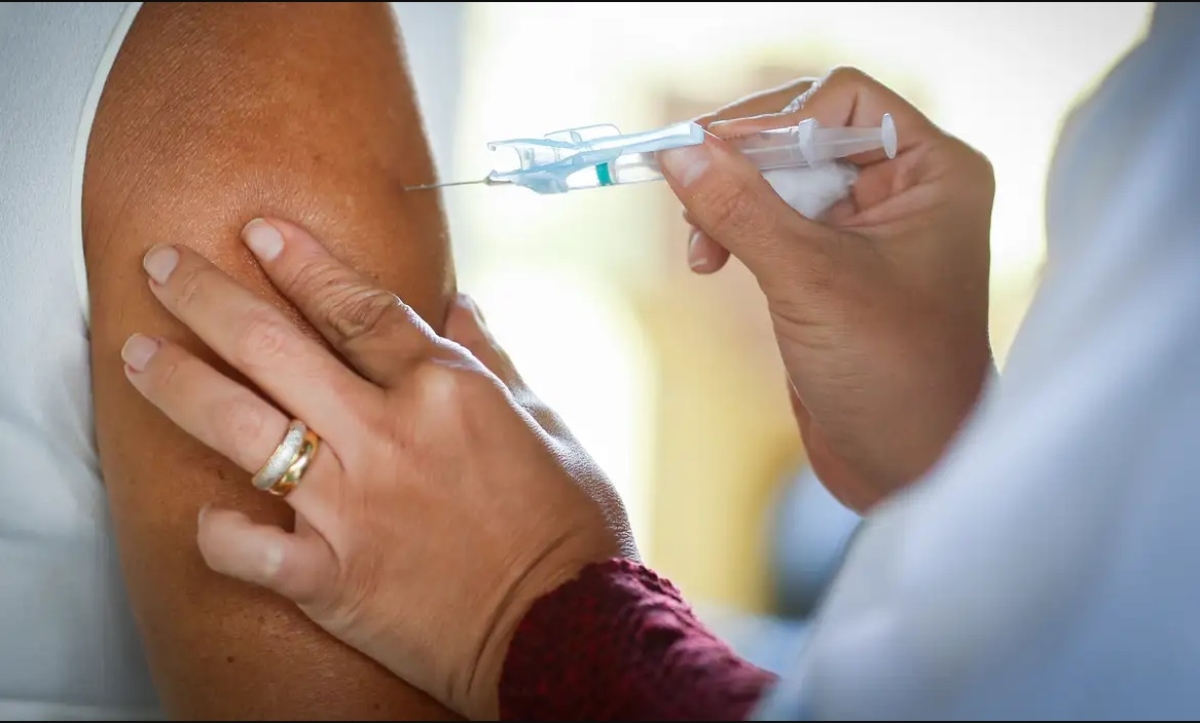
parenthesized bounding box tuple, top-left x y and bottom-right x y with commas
(657, 135, 836, 292)
(196, 505, 336, 606)
(443, 293, 523, 390)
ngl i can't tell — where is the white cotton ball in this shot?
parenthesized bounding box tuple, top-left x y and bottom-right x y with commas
(763, 162, 859, 220)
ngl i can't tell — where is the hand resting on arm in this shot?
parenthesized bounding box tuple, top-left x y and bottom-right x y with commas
(119, 218, 760, 720)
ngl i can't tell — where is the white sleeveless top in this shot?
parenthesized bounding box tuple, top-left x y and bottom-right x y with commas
(0, 3, 161, 719)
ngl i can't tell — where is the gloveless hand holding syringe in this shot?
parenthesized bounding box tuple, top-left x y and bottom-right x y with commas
(405, 114, 897, 196)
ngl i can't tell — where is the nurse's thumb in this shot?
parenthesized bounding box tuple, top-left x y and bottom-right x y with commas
(658, 135, 836, 296)
(196, 505, 335, 607)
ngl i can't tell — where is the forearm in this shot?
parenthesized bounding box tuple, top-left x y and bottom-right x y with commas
(500, 558, 777, 721)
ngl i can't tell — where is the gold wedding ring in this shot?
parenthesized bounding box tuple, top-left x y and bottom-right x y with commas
(269, 429, 320, 497)
(252, 419, 322, 497)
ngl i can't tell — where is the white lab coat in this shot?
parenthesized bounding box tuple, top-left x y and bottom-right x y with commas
(754, 2, 1200, 719)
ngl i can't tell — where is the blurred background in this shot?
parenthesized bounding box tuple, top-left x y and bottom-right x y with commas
(395, 1, 1154, 669)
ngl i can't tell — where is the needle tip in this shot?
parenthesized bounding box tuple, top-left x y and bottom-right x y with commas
(404, 177, 491, 191)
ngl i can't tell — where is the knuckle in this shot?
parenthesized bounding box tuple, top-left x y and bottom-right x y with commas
(458, 333, 487, 358)
(149, 352, 182, 392)
(234, 311, 292, 366)
(944, 138, 996, 199)
(414, 359, 467, 402)
(286, 258, 345, 303)
(174, 265, 210, 310)
(322, 286, 400, 343)
(824, 65, 869, 87)
(452, 327, 492, 362)
(412, 359, 496, 419)
(802, 66, 874, 107)
(702, 180, 765, 238)
(971, 146, 997, 192)
(773, 223, 842, 296)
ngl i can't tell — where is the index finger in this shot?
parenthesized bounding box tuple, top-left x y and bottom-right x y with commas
(142, 244, 372, 436)
(710, 66, 939, 166)
(241, 218, 441, 388)
(693, 77, 818, 127)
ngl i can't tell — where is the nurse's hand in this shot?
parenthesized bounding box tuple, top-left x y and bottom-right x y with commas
(664, 67, 995, 512)
(121, 220, 634, 720)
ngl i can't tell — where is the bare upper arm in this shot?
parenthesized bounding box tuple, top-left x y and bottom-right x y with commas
(83, 2, 457, 718)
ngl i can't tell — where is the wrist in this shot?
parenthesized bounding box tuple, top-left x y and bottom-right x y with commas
(882, 333, 993, 491)
(465, 546, 621, 720)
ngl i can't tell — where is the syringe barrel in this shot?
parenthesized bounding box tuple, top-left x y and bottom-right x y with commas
(490, 114, 893, 194)
(580, 126, 813, 189)
(567, 136, 811, 190)
(563, 152, 665, 190)
(726, 125, 813, 171)
(563, 117, 889, 191)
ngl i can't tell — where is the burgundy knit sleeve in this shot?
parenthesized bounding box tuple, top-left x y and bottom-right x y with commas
(498, 557, 778, 721)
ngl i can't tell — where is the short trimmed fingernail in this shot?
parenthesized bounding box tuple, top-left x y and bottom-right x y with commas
(242, 219, 284, 262)
(143, 245, 179, 284)
(659, 142, 711, 187)
(121, 333, 159, 372)
(783, 94, 806, 113)
(687, 230, 709, 270)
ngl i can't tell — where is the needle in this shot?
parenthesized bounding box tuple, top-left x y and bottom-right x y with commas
(403, 177, 503, 191)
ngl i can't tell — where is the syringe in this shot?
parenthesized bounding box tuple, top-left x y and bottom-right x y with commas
(406, 114, 896, 196)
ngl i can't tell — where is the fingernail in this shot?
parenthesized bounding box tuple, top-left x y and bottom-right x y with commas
(143, 245, 179, 284)
(687, 230, 709, 270)
(121, 333, 160, 372)
(242, 219, 284, 262)
(197, 504, 210, 525)
(659, 142, 711, 187)
(782, 93, 807, 113)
